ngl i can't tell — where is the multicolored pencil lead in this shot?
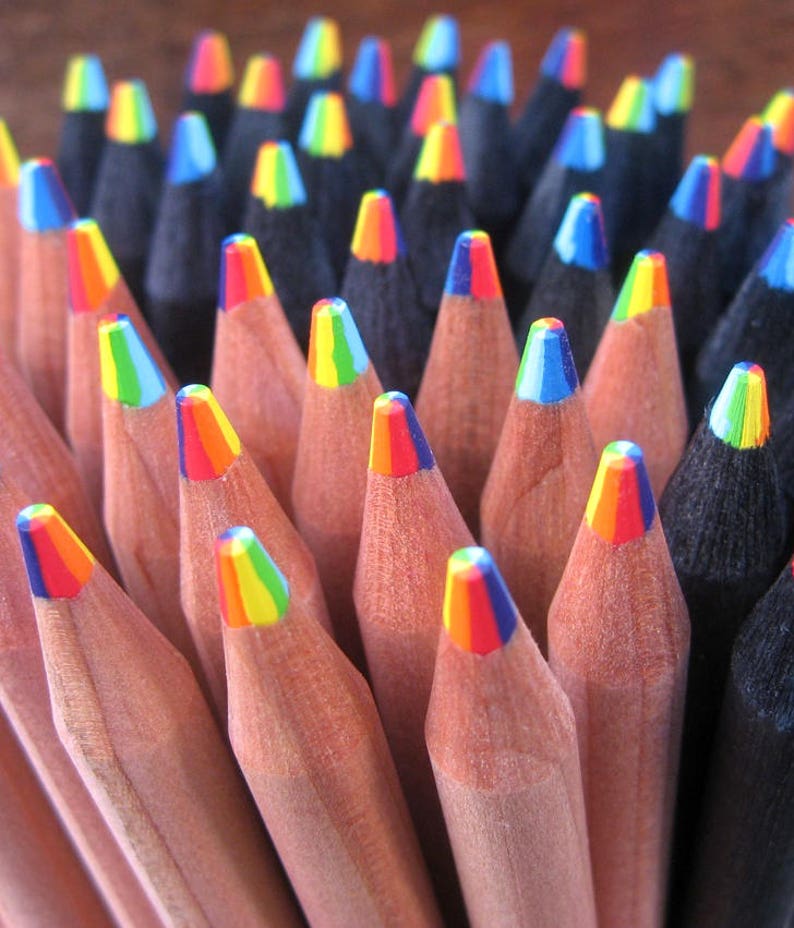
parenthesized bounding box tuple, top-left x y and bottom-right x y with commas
(250, 140, 307, 207)
(467, 42, 513, 105)
(586, 440, 655, 544)
(410, 73, 457, 136)
(722, 116, 775, 180)
(369, 391, 434, 477)
(516, 318, 579, 403)
(554, 192, 609, 270)
(606, 75, 656, 131)
(555, 107, 605, 171)
(167, 112, 217, 185)
(414, 121, 466, 182)
(758, 218, 794, 290)
(298, 91, 353, 158)
(18, 158, 76, 232)
(0, 120, 20, 187)
(351, 189, 403, 263)
(540, 27, 587, 89)
(292, 16, 342, 80)
(17, 504, 95, 600)
(67, 218, 120, 313)
(215, 526, 290, 628)
(105, 79, 158, 144)
(653, 53, 695, 116)
(219, 233, 274, 312)
(237, 54, 285, 111)
(186, 30, 234, 94)
(669, 155, 721, 229)
(762, 88, 794, 156)
(62, 54, 109, 112)
(177, 384, 241, 480)
(444, 230, 501, 299)
(709, 362, 770, 450)
(348, 37, 396, 106)
(307, 297, 369, 388)
(98, 313, 166, 407)
(412, 15, 460, 71)
(611, 250, 670, 320)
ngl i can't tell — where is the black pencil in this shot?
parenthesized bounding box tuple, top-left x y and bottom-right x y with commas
(650, 52, 695, 225)
(347, 36, 397, 183)
(761, 88, 794, 216)
(395, 14, 459, 132)
(181, 30, 235, 154)
(283, 15, 342, 142)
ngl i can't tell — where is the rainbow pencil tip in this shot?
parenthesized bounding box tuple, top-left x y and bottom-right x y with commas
(554, 106, 605, 172)
(762, 88, 794, 157)
(351, 189, 403, 262)
(67, 218, 120, 314)
(18, 158, 76, 232)
(414, 120, 466, 183)
(444, 547, 518, 654)
(298, 91, 353, 158)
(606, 75, 656, 132)
(467, 41, 513, 105)
(758, 218, 794, 291)
(98, 313, 166, 407)
(176, 384, 241, 480)
(349, 37, 396, 106)
(586, 441, 655, 544)
(292, 16, 342, 81)
(308, 297, 369, 388)
(722, 116, 775, 181)
(167, 112, 217, 184)
(106, 79, 158, 144)
(709, 362, 770, 449)
(516, 317, 579, 403)
(612, 249, 670, 320)
(219, 233, 274, 312)
(62, 54, 109, 113)
(215, 526, 290, 628)
(444, 230, 502, 298)
(16, 504, 95, 600)
(669, 154, 721, 229)
(410, 73, 457, 136)
(540, 27, 587, 90)
(250, 140, 307, 207)
(653, 53, 695, 116)
(413, 15, 460, 71)
(0, 121, 20, 188)
(238, 54, 285, 111)
(369, 391, 434, 476)
(186, 30, 234, 94)
(553, 192, 609, 270)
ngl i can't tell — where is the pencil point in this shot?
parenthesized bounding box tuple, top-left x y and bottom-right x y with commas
(308, 297, 369, 387)
(554, 106, 605, 171)
(167, 112, 217, 184)
(215, 526, 290, 627)
(17, 504, 95, 599)
(349, 37, 396, 106)
(0, 120, 20, 187)
(238, 54, 285, 111)
(98, 313, 166, 407)
(369, 391, 434, 476)
(709, 362, 770, 449)
(413, 15, 460, 70)
(18, 158, 76, 232)
(186, 30, 234, 94)
(762, 88, 794, 156)
(67, 218, 120, 313)
(414, 121, 465, 183)
(219, 233, 274, 312)
(298, 91, 353, 158)
(176, 384, 241, 479)
(606, 75, 655, 132)
(106, 79, 158, 144)
(351, 189, 403, 262)
(516, 317, 579, 402)
(444, 230, 502, 298)
(553, 192, 609, 270)
(443, 547, 518, 654)
(292, 16, 342, 80)
(540, 27, 587, 90)
(250, 140, 307, 207)
(467, 42, 513, 105)
(62, 54, 109, 112)
(410, 73, 457, 136)
(669, 155, 721, 229)
(586, 441, 655, 544)
(612, 250, 670, 320)
(722, 116, 775, 180)
(758, 218, 794, 291)
(653, 53, 694, 115)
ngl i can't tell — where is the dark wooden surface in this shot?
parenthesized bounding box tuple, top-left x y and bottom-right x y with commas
(0, 1, 791, 175)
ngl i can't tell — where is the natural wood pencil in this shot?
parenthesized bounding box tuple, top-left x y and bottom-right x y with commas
(17, 503, 303, 928)
(218, 525, 443, 928)
(0, 121, 19, 358)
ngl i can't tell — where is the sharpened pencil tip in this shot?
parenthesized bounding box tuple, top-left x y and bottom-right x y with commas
(586, 441, 655, 544)
(410, 73, 457, 136)
(653, 53, 694, 116)
(250, 140, 307, 207)
(553, 192, 609, 270)
(62, 54, 109, 113)
(292, 16, 342, 80)
(0, 121, 20, 188)
(167, 112, 217, 184)
(762, 88, 794, 156)
(308, 297, 369, 388)
(349, 37, 396, 106)
(106, 79, 158, 144)
(553, 106, 605, 172)
(467, 41, 513, 105)
(414, 120, 465, 183)
(220, 233, 274, 312)
(413, 15, 460, 71)
(298, 91, 353, 158)
(606, 75, 655, 132)
(98, 313, 166, 407)
(669, 155, 721, 229)
(444, 230, 502, 298)
(176, 384, 241, 480)
(238, 54, 285, 111)
(67, 218, 120, 314)
(17, 504, 95, 600)
(722, 116, 775, 181)
(351, 189, 404, 262)
(187, 30, 234, 94)
(215, 526, 290, 628)
(444, 547, 518, 654)
(18, 158, 75, 232)
(540, 27, 587, 90)
(758, 218, 794, 291)
(369, 391, 434, 476)
(709, 362, 770, 449)
(516, 318, 579, 403)
(612, 250, 670, 320)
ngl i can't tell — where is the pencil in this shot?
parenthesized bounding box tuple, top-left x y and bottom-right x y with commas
(415, 229, 517, 534)
(0, 120, 19, 361)
(481, 317, 597, 655)
(761, 87, 794, 215)
(17, 502, 303, 928)
(284, 15, 342, 142)
(218, 525, 443, 928)
(178, 382, 331, 723)
(210, 233, 305, 516)
(16, 157, 76, 433)
(395, 14, 459, 131)
(292, 297, 382, 672)
(181, 30, 235, 153)
(426, 547, 598, 928)
(583, 249, 687, 498)
(650, 53, 695, 223)
(347, 36, 397, 182)
(548, 440, 690, 928)
(354, 390, 473, 923)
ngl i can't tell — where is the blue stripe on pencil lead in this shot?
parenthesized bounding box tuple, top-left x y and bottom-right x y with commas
(653, 53, 695, 115)
(722, 117, 776, 181)
(18, 159, 76, 232)
(553, 192, 609, 270)
(167, 112, 217, 185)
(669, 155, 721, 229)
(467, 42, 513, 105)
(553, 107, 605, 172)
(758, 219, 794, 292)
(516, 318, 579, 403)
(348, 37, 395, 105)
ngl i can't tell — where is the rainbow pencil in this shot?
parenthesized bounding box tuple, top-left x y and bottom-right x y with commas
(182, 30, 235, 151)
(284, 15, 343, 140)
